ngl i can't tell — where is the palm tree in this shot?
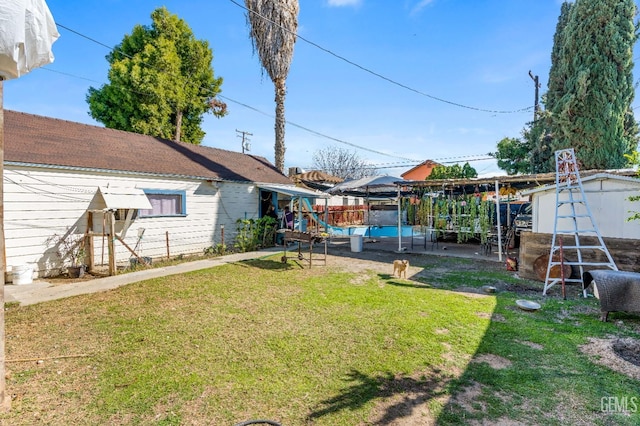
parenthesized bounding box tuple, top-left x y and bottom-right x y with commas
(245, 0, 299, 173)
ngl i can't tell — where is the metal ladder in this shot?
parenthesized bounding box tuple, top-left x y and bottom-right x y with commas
(543, 148, 618, 296)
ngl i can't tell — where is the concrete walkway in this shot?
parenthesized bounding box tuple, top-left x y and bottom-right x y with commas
(4, 236, 510, 307)
(4, 248, 282, 306)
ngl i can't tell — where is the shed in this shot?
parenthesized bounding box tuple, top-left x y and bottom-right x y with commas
(522, 173, 640, 240)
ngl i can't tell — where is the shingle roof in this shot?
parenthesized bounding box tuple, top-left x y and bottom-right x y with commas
(4, 110, 293, 185)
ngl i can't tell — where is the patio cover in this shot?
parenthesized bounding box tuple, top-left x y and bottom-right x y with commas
(258, 183, 330, 199)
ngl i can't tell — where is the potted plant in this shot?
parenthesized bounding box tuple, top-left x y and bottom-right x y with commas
(46, 230, 87, 278)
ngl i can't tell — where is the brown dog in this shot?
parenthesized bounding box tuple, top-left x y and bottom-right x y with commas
(393, 259, 409, 278)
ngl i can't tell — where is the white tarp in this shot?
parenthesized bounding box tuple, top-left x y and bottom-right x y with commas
(0, 0, 59, 80)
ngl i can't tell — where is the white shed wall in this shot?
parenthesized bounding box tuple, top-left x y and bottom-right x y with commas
(4, 166, 259, 277)
(531, 177, 640, 239)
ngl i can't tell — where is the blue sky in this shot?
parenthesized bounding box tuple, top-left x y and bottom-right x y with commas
(4, 0, 638, 177)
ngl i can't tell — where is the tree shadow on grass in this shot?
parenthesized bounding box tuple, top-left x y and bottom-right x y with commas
(307, 368, 450, 425)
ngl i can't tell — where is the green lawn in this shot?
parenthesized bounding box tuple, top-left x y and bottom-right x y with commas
(1, 254, 639, 425)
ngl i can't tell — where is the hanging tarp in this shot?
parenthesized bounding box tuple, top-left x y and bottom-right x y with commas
(0, 0, 59, 80)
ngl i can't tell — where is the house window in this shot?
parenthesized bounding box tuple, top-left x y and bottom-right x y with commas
(139, 190, 186, 217)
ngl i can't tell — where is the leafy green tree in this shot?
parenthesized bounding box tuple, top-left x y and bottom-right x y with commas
(427, 162, 477, 180)
(625, 151, 640, 221)
(245, 0, 299, 173)
(493, 119, 549, 174)
(86, 7, 225, 144)
(548, 0, 638, 169)
(493, 137, 531, 175)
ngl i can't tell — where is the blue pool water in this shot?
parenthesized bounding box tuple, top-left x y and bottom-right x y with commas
(330, 225, 419, 238)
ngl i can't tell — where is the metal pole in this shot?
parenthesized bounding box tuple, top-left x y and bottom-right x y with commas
(0, 81, 9, 411)
(397, 185, 402, 252)
(495, 180, 502, 262)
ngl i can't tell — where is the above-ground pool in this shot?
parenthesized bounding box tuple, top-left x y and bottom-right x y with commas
(329, 225, 424, 238)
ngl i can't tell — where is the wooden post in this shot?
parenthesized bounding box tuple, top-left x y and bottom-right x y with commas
(86, 212, 94, 272)
(114, 236, 149, 265)
(165, 231, 170, 260)
(101, 213, 106, 266)
(108, 211, 116, 276)
(0, 80, 10, 411)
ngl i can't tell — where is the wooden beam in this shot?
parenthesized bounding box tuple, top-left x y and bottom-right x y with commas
(108, 211, 116, 276)
(114, 235, 150, 266)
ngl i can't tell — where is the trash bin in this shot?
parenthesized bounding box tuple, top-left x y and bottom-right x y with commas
(11, 264, 33, 285)
(350, 234, 363, 252)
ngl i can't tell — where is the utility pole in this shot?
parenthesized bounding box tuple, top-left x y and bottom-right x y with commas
(529, 70, 540, 121)
(236, 129, 252, 154)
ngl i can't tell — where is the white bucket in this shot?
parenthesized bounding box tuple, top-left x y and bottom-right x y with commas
(11, 264, 33, 285)
(350, 234, 363, 252)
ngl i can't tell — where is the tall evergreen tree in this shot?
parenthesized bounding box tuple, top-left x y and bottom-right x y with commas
(535, 1, 574, 172)
(86, 7, 225, 144)
(549, 0, 638, 170)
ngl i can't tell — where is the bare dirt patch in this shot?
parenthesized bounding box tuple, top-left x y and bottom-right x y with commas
(450, 381, 484, 412)
(579, 337, 640, 380)
(471, 353, 512, 370)
(364, 368, 452, 426)
(517, 340, 543, 350)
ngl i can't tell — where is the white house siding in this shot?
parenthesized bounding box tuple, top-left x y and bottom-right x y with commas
(4, 165, 260, 277)
(529, 175, 640, 239)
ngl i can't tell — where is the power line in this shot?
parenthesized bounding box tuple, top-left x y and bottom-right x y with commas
(46, 24, 502, 165)
(42, 65, 496, 165)
(301, 155, 496, 172)
(230, 0, 534, 115)
(43, 63, 421, 161)
(218, 95, 417, 161)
